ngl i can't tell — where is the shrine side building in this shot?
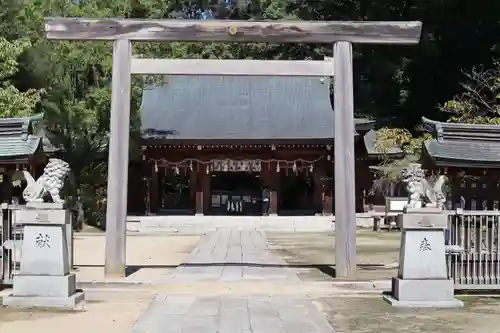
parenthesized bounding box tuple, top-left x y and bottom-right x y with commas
(0, 114, 59, 204)
(422, 117, 500, 210)
(128, 75, 390, 216)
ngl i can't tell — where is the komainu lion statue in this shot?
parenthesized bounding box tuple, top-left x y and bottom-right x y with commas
(22, 158, 71, 204)
(400, 163, 447, 209)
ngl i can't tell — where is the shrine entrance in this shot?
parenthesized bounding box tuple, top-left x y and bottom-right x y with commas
(279, 173, 315, 215)
(157, 167, 192, 215)
(44, 17, 422, 278)
(210, 172, 262, 215)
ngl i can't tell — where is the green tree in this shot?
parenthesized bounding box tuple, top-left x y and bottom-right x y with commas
(441, 63, 500, 124)
(0, 37, 42, 117)
(2, 0, 141, 228)
(371, 127, 431, 194)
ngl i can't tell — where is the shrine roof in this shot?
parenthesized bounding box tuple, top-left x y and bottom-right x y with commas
(422, 117, 500, 167)
(0, 114, 59, 160)
(140, 75, 374, 142)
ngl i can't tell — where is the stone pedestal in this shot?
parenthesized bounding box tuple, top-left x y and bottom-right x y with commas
(383, 207, 463, 308)
(2, 202, 84, 310)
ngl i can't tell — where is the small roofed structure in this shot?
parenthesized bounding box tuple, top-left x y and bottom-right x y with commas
(422, 117, 500, 210)
(0, 113, 60, 204)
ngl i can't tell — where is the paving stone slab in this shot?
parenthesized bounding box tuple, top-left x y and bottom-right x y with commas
(133, 295, 336, 333)
(131, 228, 336, 333)
(170, 229, 299, 282)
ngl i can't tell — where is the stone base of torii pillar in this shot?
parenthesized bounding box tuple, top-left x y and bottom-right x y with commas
(383, 206, 463, 308)
(2, 202, 85, 310)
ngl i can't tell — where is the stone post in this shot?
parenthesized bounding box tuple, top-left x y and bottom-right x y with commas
(2, 202, 85, 310)
(383, 207, 463, 308)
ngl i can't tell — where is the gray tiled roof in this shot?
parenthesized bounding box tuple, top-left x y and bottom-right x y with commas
(0, 114, 51, 159)
(425, 139, 500, 163)
(0, 135, 40, 158)
(422, 117, 500, 165)
(141, 76, 373, 141)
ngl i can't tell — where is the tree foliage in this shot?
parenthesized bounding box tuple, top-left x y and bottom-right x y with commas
(374, 128, 431, 158)
(371, 127, 431, 194)
(0, 37, 42, 117)
(441, 63, 500, 124)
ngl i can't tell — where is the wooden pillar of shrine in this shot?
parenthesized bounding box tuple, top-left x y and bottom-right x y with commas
(202, 167, 211, 215)
(150, 162, 159, 214)
(190, 165, 197, 214)
(269, 167, 279, 215)
(194, 163, 209, 215)
(313, 164, 332, 215)
(313, 166, 322, 214)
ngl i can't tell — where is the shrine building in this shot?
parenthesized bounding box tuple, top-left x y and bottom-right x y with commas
(128, 75, 396, 216)
(0, 114, 59, 204)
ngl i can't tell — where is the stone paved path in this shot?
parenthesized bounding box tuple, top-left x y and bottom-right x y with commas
(131, 229, 336, 332)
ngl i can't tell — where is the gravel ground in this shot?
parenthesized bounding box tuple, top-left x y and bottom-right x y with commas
(315, 295, 500, 333)
(266, 230, 401, 280)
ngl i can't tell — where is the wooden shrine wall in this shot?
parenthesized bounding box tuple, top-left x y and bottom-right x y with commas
(128, 143, 373, 215)
(445, 167, 500, 210)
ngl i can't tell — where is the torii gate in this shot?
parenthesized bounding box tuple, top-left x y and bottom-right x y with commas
(44, 18, 422, 278)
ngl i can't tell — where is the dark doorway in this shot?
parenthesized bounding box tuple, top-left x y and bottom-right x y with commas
(279, 173, 315, 215)
(210, 172, 261, 215)
(158, 168, 192, 215)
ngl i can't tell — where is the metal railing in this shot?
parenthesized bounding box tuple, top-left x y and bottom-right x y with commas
(0, 205, 22, 285)
(447, 210, 500, 289)
(3, 204, 500, 289)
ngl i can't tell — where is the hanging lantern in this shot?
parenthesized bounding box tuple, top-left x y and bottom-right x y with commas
(174, 166, 180, 175)
(292, 162, 297, 173)
(189, 161, 193, 171)
(309, 164, 314, 172)
(154, 161, 158, 173)
(276, 163, 280, 172)
(327, 155, 331, 161)
(206, 165, 210, 174)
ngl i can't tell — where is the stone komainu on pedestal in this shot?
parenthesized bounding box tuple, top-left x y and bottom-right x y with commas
(383, 164, 462, 308)
(22, 158, 71, 204)
(2, 158, 85, 310)
(400, 163, 447, 210)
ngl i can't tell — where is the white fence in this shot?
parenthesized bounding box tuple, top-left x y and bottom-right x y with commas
(447, 210, 500, 289)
